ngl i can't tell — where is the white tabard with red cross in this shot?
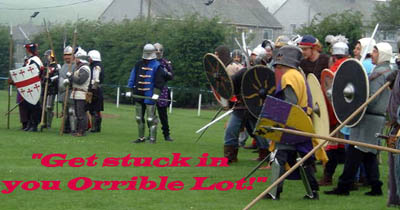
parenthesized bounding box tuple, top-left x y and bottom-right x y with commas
(10, 64, 41, 105)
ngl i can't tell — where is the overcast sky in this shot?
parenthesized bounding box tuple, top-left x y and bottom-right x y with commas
(0, 0, 113, 25)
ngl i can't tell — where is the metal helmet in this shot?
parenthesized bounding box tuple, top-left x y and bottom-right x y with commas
(88, 50, 101, 62)
(142, 44, 156, 60)
(64, 46, 73, 55)
(375, 42, 393, 64)
(274, 35, 290, 48)
(288, 34, 302, 46)
(332, 42, 349, 55)
(74, 46, 88, 61)
(273, 45, 303, 69)
(231, 49, 243, 63)
(358, 38, 376, 55)
(262, 39, 274, 50)
(153, 43, 164, 59)
(43, 49, 55, 62)
(24, 43, 38, 55)
(44, 49, 55, 57)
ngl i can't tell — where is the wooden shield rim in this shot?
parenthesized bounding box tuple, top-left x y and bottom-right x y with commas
(332, 58, 369, 127)
(241, 65, 275, 118)
(307, 73, 330, 141)
(320, 69, 334, 97)
(203, 53, 234, 101)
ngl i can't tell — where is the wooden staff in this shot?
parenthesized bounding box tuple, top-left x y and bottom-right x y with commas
(39, 19, 53, 130)
(7, 24, 13, 129)
(243, 81, 391, 210)
(59, 25, 77, 135)
(265, 127, 400, 154)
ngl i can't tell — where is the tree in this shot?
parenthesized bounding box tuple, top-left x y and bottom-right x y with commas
(0, 25, 12, 78)
(297, 10, 364, 53)
(373, 0, 400, 31)
(32, 15, 235, 107)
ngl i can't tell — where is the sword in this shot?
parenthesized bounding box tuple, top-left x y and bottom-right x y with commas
(360, 23, 379, 63)
(195, 106, 224, 143)
(244, 153, 271, 180)
(18, 26, 31, 42)
(4, 101, 22, 116)
(196, 109, 233, 134)
(131, 94, 176, 102)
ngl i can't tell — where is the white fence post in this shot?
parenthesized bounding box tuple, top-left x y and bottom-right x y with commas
(197, 93, 202, 116)
(116, 86, 120, 108)
(169, 89, 173, 113)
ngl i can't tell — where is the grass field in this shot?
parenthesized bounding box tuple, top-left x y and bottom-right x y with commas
(0, 90, 394, 210)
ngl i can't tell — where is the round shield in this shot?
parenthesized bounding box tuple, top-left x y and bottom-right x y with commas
(307, 74, 329, 143)
(203, 53, 233, 99)
(241, 65, 276, 118)
(320, 69, 334, 102)
(332, 58, 369, 127)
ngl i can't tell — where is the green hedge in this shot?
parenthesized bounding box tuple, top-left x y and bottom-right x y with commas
(32, 15, 235, 108)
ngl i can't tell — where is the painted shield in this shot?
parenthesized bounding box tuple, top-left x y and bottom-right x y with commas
(332, 58, 369, 127)
(203, 53, 233, 100)
(254, 96, 314, 145)
(307, 74, 329, 144)
(320, 69, 334, 102)
(241, 65, 276, 118)
(211, 86, 229, 108)
(10, 64, 41, 105)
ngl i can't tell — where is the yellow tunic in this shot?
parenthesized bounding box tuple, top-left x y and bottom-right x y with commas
(270, 68, 328, 165)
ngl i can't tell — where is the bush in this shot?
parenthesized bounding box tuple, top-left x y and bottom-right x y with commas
(32, 15, 235, 108)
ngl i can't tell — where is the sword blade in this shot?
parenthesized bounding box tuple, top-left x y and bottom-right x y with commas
(244, 154, 271, 180)
(196, 109, 233, 133)
(195, 107, 224, 143)
(131, 94, 175, 102)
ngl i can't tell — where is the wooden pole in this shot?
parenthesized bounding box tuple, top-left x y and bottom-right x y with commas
(266, 127, 400, 154)
(59, 25, 77, 135)
(243, 81, 391, 210)
(7, 24, 13, 129)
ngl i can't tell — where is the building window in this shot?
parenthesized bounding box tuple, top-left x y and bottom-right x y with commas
(263, 29, 273, 40)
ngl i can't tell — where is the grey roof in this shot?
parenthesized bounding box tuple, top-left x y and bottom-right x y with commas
(258, 0, 286, 14)
(308, 0, 376, 22)
(100, 0, 282, 28)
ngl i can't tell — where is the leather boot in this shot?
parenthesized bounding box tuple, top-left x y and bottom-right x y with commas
(318, 172, 333, 186)
(254, 149, 269, 161)
(365, 182, 383, 196)
(232, 147, 239, 162)
(224, 145, 235, 163)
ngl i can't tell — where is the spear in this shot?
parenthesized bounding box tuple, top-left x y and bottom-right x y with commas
(243, 81, 391, 209)
(39, 19, 57, 131)
(7, 23, 13, 129)
(59, 24, 78, 135)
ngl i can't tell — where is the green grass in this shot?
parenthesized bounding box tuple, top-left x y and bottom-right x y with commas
(0, 90, 393, 210)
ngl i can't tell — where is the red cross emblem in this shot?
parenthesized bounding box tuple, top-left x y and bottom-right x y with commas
(20, 88, 25, 95)
(27, 88, 33, 97)
(12, 72, 17, 78)
(27, 66, 34, 74)
(19, 69, 26, 77)
(33, 84, 40, 92)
